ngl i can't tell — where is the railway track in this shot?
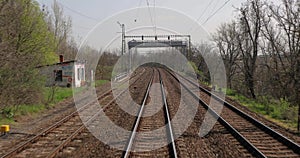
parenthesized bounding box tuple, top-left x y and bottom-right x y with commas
(122, 68, 178, 158)
(1, 68, 146, 158)
(167, 69, 300, 157)
(4, 66, 299, 157)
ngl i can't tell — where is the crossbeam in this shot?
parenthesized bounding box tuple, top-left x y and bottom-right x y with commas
(123, 34, 191, 61)
(125, 35, 190, 40)
(128, 40, 187, 49)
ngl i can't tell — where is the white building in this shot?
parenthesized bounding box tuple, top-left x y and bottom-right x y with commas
(39, 55, 86, 88)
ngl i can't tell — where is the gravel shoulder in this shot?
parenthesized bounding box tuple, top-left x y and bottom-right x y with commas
(0, 82, 111, 156)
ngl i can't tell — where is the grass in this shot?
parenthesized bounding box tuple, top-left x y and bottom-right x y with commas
(44, 87, 73, 103)
(15, 104, 46, 116)
(0, 116, 15, 125)
(0, 104, 45, 125)
(0, 80, 109, 125)
(95, 80, 108, 87)
(226, 88, 298, 130)
(45, 80, 108, 103)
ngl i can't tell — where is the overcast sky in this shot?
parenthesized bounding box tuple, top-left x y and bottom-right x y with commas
(35, 0, 248, 43)
(33, 0, 281, 51)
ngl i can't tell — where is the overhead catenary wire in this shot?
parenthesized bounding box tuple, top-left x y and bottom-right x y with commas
(153, 0, 157, 34)
(208, 0, 221, 17)
(58, 1, 99, 22)
(202, 0, 231, 25)
(134, 0, 143, 22)
(187, 0, 216, 33)
(197, 0, 216, 22)
(189, 0, 231, 33)
(146, 0, 156, 34)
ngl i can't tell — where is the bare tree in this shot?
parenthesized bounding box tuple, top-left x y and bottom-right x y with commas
(43, 0, 75, 104)
(265, 0, 300, 130)
(212, 21, 240, 88)
(49, 0, 74, 59)
(268, 0, 300, 101)
(237, 0, 264, 99)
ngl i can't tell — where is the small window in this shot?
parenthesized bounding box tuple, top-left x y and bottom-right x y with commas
(54, 70, 62, 82)
(81, 68, 85, 80)
(77, 68, 85, 81)
(77, 68, 80, 80)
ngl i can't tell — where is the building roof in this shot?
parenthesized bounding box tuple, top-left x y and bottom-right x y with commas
(36, 60, 81, 68)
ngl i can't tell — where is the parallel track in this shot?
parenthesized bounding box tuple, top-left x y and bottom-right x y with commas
(4, 67, 299, 157)
(122, 69, 178, 158)
(167, 69, 300, 158)
(1, 68, 146, 158)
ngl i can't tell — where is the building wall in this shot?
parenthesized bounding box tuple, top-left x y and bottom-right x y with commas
(74, 63, 85, 87)
(39, 61, 85, 87)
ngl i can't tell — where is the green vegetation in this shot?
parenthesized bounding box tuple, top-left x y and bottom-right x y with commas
(95, 80, 109, 87)
(0, 0, 55, 113)
(44, 51, 59, 65)
(226, 89, 298, 130)
(44, 87, 73, 104)
(0, 0, 77, 125)
(0, 104, 45, 125)
(189, 61, 202, 77)
(96, 52, 119, 81)
(86, 80, 109, 88)
(0, 87, 71, 124)
(0, 79, 109, 124)
(0, 117, 15, 126)
(97, 66, 115, 80)
(189, 61, 210, 86)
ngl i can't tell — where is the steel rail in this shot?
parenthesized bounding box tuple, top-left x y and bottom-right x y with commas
(174, 71, 300, 155)
(46, 67, 150, 158)
(165, 69, 266, 158)
(122, 69, 154, 158)
(1, 88, 112, 158)
(1, 67, 147, 158)
(47, 85, 128, 158)
(158, 70, 178, 158)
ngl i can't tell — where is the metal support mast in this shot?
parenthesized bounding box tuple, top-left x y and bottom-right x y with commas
(121, 24, 125, 56)
(117, 22, 126, 55)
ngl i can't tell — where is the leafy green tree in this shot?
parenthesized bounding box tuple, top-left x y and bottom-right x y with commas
(0, 0, 55, 110)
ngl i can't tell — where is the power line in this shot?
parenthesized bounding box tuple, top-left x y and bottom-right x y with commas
(202, 0, 231, 25)
(58, 2, 99, 22)
(208, 0, 221, 17)
(188, 0, 216, 33)
(134, 0, 143, 22)
(146, 0, 156, 34)
(198, 0, 215, 22)
(153, 0, 157, 34)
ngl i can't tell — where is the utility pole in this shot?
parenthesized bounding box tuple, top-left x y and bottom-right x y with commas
(121, 24, 125, 56)
(117, 22, 130, 73)
(117, 21, 125, 55)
